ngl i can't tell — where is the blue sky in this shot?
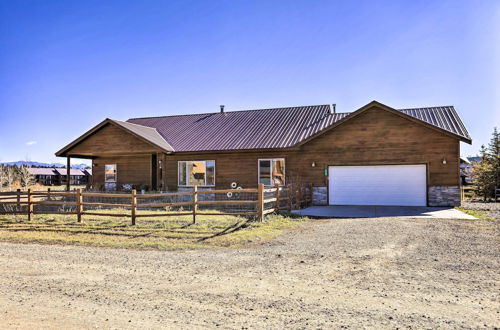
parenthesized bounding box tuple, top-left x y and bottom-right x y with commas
(0, 0, 498, 164)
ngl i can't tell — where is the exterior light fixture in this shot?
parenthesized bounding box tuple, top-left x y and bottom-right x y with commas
(311, 161, 316, 167)
(442, 157, 447, 165)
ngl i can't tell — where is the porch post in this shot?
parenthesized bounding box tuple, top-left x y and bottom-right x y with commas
(66, 156, 70, 192)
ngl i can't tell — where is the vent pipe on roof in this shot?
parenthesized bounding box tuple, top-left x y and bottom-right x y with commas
(220, 105, 225, 113)
(329, 104, 336, 114)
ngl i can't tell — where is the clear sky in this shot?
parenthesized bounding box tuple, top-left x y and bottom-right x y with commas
(1, 0, 498, 164)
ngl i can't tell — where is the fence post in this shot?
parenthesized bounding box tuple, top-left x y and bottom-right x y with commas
(16, 188, 21, 208)
(76, 188, 83, 223)
(274, 183, 280, 212)
(131, 189, 137, 225)
(192, 185, 198, 224)
(257, 183, 264, 221)
(296, 185, 301, 210)
(47, 187, 51, 201)
(288, 185, 292, 212)
(27, 188, 33, 221)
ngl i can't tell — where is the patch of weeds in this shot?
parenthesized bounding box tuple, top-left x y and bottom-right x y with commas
(456, 208, 494, 221)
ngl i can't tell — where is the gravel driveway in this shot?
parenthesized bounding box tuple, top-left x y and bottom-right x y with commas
(0, 217, 498, 329)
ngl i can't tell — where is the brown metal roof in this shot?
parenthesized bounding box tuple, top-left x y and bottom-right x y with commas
(398, 106, 471, 141)
(126, 103, 471, 152)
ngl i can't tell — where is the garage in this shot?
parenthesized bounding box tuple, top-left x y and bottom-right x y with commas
(328, 165, 427, 206)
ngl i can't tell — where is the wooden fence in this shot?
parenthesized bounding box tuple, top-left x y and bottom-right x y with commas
(0, 183, 313, 225)
(460, 185, 475, 201)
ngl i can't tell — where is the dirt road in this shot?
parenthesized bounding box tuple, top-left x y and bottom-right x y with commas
(0, 217, 498, 329)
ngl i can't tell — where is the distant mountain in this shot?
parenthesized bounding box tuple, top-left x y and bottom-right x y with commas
(1, 161, 90, 169)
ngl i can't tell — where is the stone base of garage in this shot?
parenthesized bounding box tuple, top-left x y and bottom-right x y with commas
(428, 186, 460, 207)
(312, 186, 328, 205)
(312, 185, 461, 207)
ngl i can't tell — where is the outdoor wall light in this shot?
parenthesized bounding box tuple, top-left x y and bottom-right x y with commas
(311, 161, 316, 167)
(442, 157, 447, 165)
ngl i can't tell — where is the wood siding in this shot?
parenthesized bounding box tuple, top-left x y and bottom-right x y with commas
(92, 155, 152, 190)
(69, 124, 161, 156)
(292, 107, 460, 187)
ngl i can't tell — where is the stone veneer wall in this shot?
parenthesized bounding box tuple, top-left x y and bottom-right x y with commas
(428, 186, 460, 207)
(312, 186, 328, 205)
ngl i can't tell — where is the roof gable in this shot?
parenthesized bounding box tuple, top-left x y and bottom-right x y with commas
(55, 119, 174, 157)
(296, 101, 471, 146)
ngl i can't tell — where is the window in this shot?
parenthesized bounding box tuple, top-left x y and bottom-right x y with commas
(178, 161, 215, 186)
(259, 158, 285, 185)
(105, 164, 117, 183)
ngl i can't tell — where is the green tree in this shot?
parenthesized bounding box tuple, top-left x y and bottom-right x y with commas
(472, 127, 499, 200)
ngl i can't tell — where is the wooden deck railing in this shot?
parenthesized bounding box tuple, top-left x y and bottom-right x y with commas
(0, 183, 313, 225)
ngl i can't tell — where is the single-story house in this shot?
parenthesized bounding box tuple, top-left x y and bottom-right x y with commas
(55, 101, 471, 206)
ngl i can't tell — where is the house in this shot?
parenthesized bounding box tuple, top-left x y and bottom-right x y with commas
(55, 101, 471, 207)
(27, 167, 92, 186)
(460, 156, 481, 185)
(28, 168, 59, 185)
(54, 168, 90, 186)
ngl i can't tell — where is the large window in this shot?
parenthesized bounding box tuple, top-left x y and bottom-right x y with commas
(105, 164, 117, 183)
(178, 161, 215, 186)
(259, 158, 285, 185)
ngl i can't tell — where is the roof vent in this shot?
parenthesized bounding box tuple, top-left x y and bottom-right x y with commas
(329, 104, 336, 114)
(220, 105, 225, 113)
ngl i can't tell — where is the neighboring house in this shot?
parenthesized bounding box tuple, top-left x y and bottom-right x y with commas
(28, 168, 59, 185)
(460, 156, 481, 185)
(27, 167, 92, 186)
(54, 168, 90, 185)
(56, 101, 472, 206)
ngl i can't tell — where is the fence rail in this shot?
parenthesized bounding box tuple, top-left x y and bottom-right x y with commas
(0, 183, 313, 225)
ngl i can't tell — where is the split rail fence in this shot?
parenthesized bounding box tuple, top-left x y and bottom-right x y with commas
(0, 184, 313, 225)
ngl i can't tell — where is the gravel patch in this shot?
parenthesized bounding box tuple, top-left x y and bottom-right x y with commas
(0, 217, 498, 329)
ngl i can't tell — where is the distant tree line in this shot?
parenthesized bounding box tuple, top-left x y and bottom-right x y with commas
(0, 164, 35, 190)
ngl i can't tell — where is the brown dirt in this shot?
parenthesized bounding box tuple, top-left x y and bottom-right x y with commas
(0, 217, 499, 329)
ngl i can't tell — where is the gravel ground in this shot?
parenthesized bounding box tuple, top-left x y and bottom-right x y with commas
(0, 216, 498, 329)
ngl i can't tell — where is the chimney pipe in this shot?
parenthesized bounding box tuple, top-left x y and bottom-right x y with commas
(220, 105, 225, 113)
(331, 104, 336, 114)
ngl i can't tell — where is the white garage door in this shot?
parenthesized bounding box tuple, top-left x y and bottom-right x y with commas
(328, 165, 427, 206)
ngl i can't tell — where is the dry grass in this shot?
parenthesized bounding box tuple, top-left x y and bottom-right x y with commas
(0, 209, 306, 250)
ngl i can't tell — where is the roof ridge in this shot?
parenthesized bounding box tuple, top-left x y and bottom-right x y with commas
(127, 104, 331, 121)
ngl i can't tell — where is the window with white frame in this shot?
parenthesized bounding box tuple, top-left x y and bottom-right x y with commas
(178, 161, 215, 186)
(105, 164, 117, 183)
(258, 158, 285, 185)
